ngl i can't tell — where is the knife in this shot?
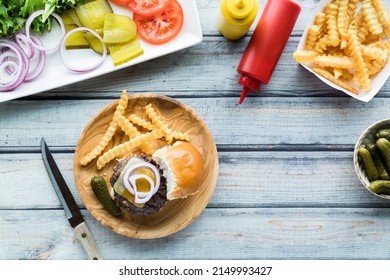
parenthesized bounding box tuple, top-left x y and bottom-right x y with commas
(40, 138, 102, 260)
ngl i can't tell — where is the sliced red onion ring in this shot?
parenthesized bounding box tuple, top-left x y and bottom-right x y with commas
(0, 51, 20, 79)
(25, 10, 65, 52)
(0, 50, 18, 69)
(15, 33, 35, 59)
(25, 36, 46, 81)
(0, 60, 18, 83)
(59, 27, 107, 73)
(0, 40, 28, 92)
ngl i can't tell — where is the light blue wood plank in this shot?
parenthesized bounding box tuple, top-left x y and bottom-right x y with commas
(0, 152, 386, 209)
(1, 97, 389, 147)
(1, 208, 390, 260)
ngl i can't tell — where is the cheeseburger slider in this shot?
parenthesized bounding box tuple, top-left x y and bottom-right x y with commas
(110, 141, 204, 216)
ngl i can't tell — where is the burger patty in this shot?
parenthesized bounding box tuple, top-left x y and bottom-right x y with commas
(110, 155, 167, 216)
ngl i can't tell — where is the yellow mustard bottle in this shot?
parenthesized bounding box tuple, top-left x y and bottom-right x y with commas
(218, 0, 259, 40)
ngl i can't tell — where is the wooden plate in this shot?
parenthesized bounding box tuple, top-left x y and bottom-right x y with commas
(74, 94, 218, 239)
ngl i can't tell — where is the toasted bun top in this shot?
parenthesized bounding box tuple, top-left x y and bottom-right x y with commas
(152, 141, 204, 200)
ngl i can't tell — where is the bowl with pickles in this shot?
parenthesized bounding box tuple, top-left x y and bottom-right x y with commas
(354, 119, 390, 199)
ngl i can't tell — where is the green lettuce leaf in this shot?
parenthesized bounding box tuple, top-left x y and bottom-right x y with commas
(0, 0, 87, 37)
(0, 0, 25, 37)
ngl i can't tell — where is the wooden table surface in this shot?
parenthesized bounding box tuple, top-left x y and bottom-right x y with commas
(1, 0, 390, 260)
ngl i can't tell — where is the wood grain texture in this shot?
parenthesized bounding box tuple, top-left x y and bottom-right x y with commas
(74, 94, 218, 238)
(1, 151, 388, 209)
(1, 208, 390, 260)
(1, 97, 390, 147)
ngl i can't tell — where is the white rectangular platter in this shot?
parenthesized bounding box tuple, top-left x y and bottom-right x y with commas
(0, 0, 203, 103)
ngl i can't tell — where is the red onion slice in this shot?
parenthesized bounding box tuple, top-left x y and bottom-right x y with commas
(15, 33, 35, 59)
(25, 10, 65, 52)
(0, 60, 18, 83)
(0, 40, 29, 92)
(25, 36, 46, 81)
(0, 51, 19, 75)
(59, 27, 107, 73)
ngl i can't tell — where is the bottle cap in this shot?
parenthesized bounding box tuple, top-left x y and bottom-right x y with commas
(226, 0, 255, 19)
(238, 74, 260, 104)
(221, 0, 258, 23)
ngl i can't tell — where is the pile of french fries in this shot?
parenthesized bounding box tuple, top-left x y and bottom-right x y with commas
(80, 90, 190, 170)
(293, 0, 390, 94)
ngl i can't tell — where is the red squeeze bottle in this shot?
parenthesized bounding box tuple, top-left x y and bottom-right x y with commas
(237, 0, 301, 104)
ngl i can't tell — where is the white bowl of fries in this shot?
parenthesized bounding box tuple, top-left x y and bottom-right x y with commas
(293, 0, 389, 102)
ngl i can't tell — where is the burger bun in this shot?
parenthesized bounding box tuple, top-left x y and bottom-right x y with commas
(152, 141, 204, 200)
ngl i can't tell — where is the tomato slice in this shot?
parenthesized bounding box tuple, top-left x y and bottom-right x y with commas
(128, 0, 171, 17)
(133, 0, 184, 44)
(109, 0, 130, 6)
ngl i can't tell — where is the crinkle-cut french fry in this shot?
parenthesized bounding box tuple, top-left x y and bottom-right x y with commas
(145, 104, 173, 143)
(355, 6, 365, 24)
(367, 57, 387, 76)
(80, 90, 128, 166)
(361, 44, 387, 60)
(314, 12, 327, 37)
(314, 12, 326, 26)
(314, 11, 326, 26)
(325, 3, 340, 47)
(97, 130, 164, 170)
(347, 21, 371, 91)
(127, 114, 155, 131)
(371, 0, 390, 34)
(361, 0, 383, 35)
(334, 68, 354, 81)
(326, 47, 344, 56)
(116, 115, 157, 155)
(346, 0, 359, 23)
(171, 131, 190, 142)
(364, 33, 388, 44)
(315, 34, 330, 53)
(385, 40, 390, 52)
(337, 0, 349, 49)
(117, 115, 139, 138)
(313, 54, 355, 69)
(355, 10, 370, 42)
(80, 121, 117, 166)
(358, 24, 371, 43)
(305, 25, 320, 50)
(333, 68, 344, 79)
(312, 67, 359, 94)
(292, 50, 318, 63)
(367, 40, 386, 49)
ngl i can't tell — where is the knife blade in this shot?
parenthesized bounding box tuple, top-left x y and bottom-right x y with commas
(41, 138, 102, 260)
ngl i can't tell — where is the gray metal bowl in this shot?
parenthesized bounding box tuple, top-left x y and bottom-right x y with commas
(353, 118, 390, 199)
